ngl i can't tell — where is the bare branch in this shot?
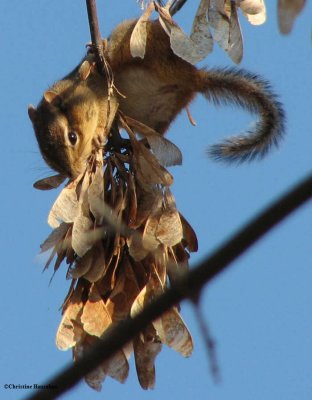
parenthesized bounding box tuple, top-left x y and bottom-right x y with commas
(193, 302, 220, 382)
(85, 0, 114, 90)
(86, 0, 105, 68)
(24, 172, 312, 400)
(170, 0, 188, 16)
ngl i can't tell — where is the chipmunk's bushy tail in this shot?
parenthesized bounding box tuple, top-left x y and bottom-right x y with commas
(199, 68, 285, 163)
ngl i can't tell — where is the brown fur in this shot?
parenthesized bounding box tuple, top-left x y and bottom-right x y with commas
(29, 19, 285, 177)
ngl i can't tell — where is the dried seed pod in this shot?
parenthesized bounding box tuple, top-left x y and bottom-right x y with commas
(40, 113, 197, 392)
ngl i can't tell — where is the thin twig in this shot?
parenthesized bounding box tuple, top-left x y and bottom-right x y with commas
(85, 0, 105, 70)
(193, 300, 220, 383)
(85, 0, 114, 87)
(86, 0, 117, 155)
(24, 171, 312, 400)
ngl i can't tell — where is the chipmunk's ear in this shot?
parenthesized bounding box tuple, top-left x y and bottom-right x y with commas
(78, 59, 94, 81)
(43, 90, 59, 103)
(28, 104, 37, 122)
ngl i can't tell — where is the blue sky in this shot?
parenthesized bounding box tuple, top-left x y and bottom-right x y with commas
(1, 1, 312, 399)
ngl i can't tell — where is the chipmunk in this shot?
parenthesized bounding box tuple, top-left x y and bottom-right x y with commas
(28, 19, 285, 178)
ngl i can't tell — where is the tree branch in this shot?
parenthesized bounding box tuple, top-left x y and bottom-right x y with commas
(86, 0, 104, 65)
(24, 171, 312, 400)
(170, 0, 189, 16)
(85, 0, 114, 81)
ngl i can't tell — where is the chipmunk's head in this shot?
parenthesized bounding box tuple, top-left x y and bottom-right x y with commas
(28, 82, 104, 178)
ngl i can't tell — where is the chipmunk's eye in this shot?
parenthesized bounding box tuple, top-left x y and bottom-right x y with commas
(58, 102, 67, 113)
(68, 131, 78, 145)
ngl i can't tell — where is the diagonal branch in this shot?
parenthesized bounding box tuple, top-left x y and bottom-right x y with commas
(24, 171, 312, 400)
(170, 0, 189, 15)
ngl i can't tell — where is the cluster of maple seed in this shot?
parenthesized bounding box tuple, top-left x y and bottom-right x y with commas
(134, 0, 305, 67)
(41, 113, 197, 390)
